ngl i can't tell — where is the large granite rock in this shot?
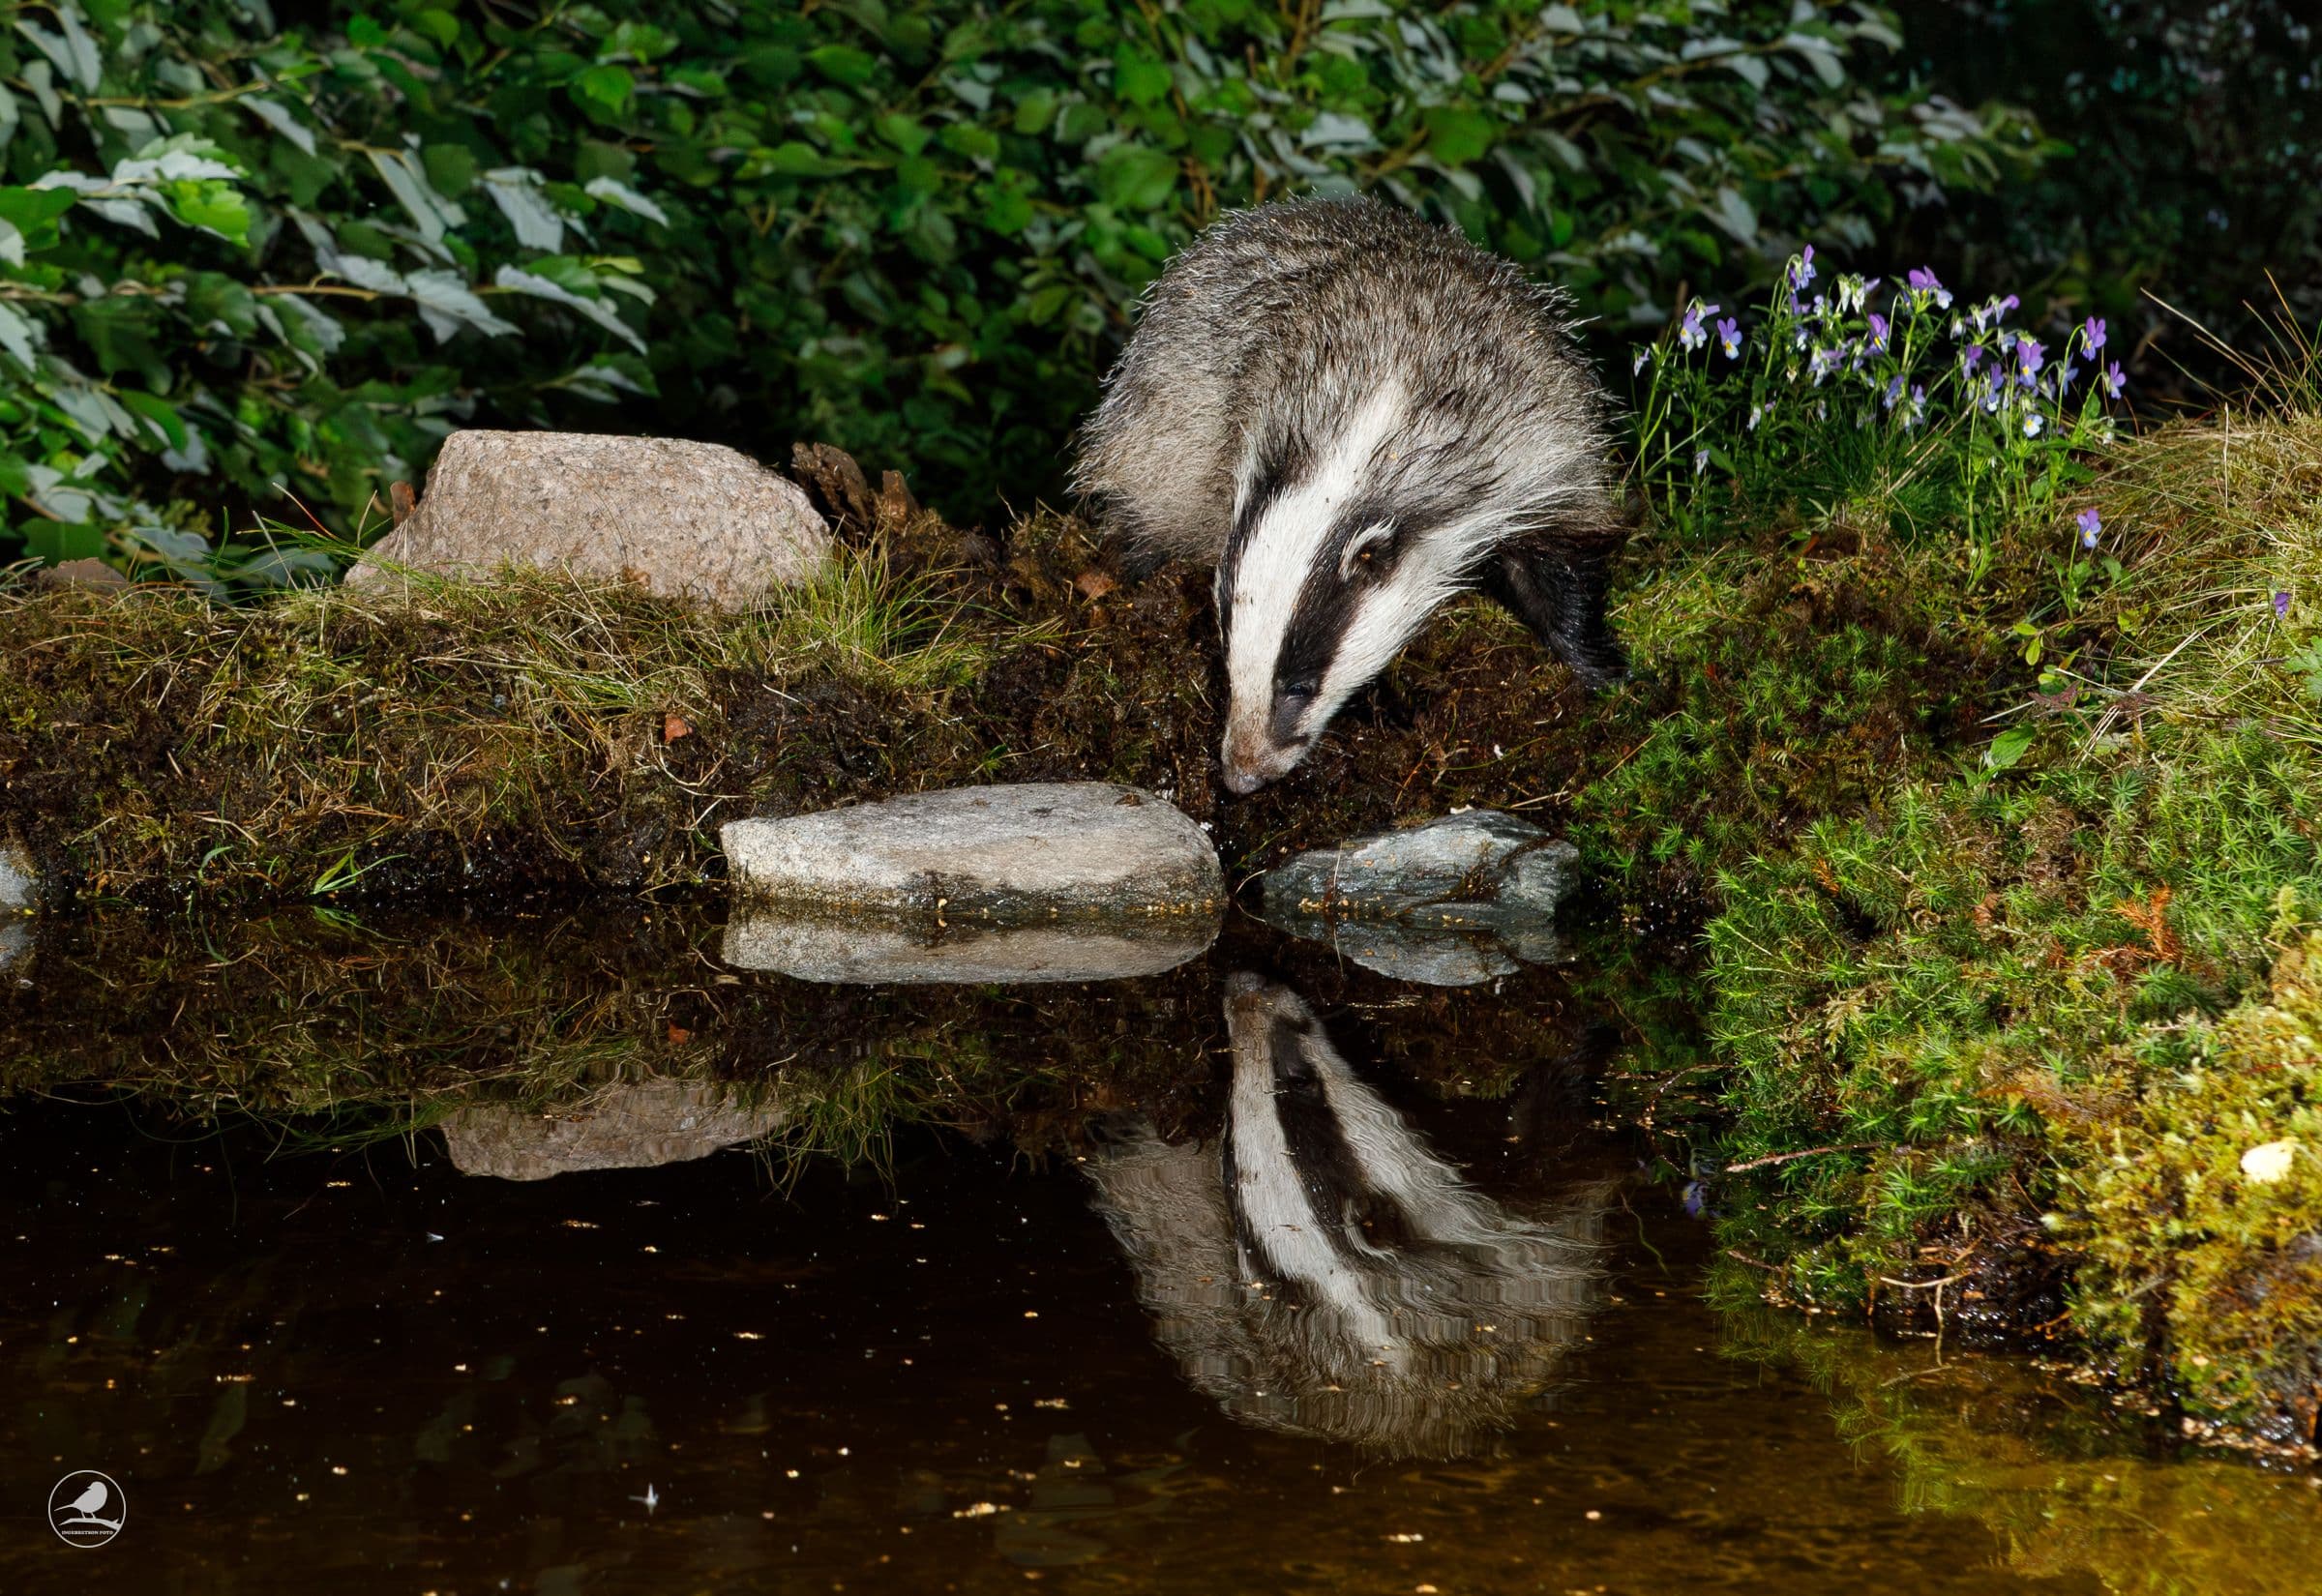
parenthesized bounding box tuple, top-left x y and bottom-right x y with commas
(723, 912, 1218, 986)
(347, 429, 832, 608)
(441, 1079, 782, 1181)
(722, 783, 1223, 922)
(1259, 811, 1577, 985)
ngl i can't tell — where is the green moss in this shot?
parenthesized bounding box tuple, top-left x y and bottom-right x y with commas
(2062, 927, 2322, 1440)
(1674, 406, 2322, 1434)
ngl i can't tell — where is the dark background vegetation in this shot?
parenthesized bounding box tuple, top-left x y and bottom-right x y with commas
(0, 0, 2312, 571)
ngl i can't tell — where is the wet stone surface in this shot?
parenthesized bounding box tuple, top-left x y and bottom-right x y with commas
(0, 837, 34, 911)
(1260, 810, 1577, 984)
(722, 782, 1224, 921)
(722, 910, 1219, 985)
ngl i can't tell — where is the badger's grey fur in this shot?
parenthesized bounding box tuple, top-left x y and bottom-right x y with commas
(1073, 194, 1627, 793)
(1083, 973, 1607, 1457)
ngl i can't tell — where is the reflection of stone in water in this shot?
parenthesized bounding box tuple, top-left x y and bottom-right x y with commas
(0, 918, 28, 975)
(1086, 974, 1606, 1457)
(442, 1079, 783, 1181)
(721, 912, 1218, 986)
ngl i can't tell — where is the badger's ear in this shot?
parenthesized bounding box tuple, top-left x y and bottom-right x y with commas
(1338, 522, 1396, 580)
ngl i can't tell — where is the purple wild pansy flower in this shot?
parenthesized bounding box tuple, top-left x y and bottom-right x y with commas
(1679, 301, 1719, 353)
(1981, 374, 2006, 415)
(2277, 590, 2293, 620)
(2083, 316, 2107, 354)
(1884, 373, 1905, 409)
(1907, 384, 1927, 426)
(1907, 266, 1953, 309)
(2101, 362, 2127, 399)
(2024, 411, 2045, 439)
(1963, 343, 1985, 375)
(1788, 245, 1817, 290)
(1865, 312, 1890, 355)
(1717, 316, 1742, 359)
(1694, 448, 1710, 475)
(2017, 336, 2045, 374)
(1634, 347, 1652, 375)
(2076, 508, 2101, 549)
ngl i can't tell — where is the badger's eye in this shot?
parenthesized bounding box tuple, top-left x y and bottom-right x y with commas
(1338, 523, 1397, 581)
(1277, 676, 1320, 707)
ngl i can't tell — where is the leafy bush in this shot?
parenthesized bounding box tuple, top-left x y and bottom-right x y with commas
(1889, 0, 2322, 366)
(0, 0, 2037, 576)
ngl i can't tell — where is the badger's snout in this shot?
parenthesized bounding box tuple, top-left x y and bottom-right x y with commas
(1220, 725, 1309, 795)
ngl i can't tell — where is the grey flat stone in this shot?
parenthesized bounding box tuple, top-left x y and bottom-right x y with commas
(0, 839, 34, 912)
(1260, 811, 1576, 921)
(441, 1079, 782, 1181)
(722, 911, 1218, 985)
(0, 920, 27, 975)
(347, 429, 832, 608)
(722, 783, 1223, 921)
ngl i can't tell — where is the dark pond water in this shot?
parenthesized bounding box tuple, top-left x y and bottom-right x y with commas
(1, 908, 2317, 1594)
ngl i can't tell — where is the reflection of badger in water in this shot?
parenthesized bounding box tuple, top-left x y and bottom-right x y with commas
(1086, 973, 1607, 1457)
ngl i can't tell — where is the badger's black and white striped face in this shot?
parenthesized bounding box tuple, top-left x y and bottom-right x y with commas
(1216, 384, 1476, 794)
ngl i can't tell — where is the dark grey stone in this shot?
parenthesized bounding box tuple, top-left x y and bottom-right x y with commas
(1257, 811, 1577, 983)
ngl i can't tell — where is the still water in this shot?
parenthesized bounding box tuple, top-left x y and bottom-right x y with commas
(1, 909, 2317, 1594)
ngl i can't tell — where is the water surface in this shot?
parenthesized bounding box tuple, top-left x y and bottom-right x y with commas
(1, 909, 2315, 1593)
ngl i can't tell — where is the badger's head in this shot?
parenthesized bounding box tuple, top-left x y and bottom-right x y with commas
(1215, 384, 1478, 794)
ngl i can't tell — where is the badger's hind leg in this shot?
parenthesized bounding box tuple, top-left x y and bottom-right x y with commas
(1481, 539, 1627, 690)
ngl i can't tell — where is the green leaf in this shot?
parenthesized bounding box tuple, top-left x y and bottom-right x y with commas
(407, 9, 460, 48)
(980, 182, 1033, 235)
(1011, 88, 1057, 136)
(0, 186, 77, 254)
(118, 390, 188, 451)
(163, 178, 252, 244)
(759, 141, 848, 179)
(938, 123, 999, 162)
(1423, 107, 1498, 167)
(875, 113, 931, 156)
(1093, 143, 1177, 212)
(1114, 48, 1171, 107)
(1981, 725, 2037, 773)
(808, 44, 878, 87)
(573, 64, 635, 113)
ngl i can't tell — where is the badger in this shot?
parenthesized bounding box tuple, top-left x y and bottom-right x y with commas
(1083, 973, 1606, 1457)
(1073, 194, 1627, 793)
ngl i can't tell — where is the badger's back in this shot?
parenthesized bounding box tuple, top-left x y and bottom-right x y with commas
(1073, 196, 1611, 564)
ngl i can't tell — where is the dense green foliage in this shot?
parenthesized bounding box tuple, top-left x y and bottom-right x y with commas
(0, 0, 2039, 574)
(1891, 0, 2322, 361)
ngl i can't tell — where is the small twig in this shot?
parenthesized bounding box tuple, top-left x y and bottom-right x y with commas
(1719, 1140, 1883, 1174)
